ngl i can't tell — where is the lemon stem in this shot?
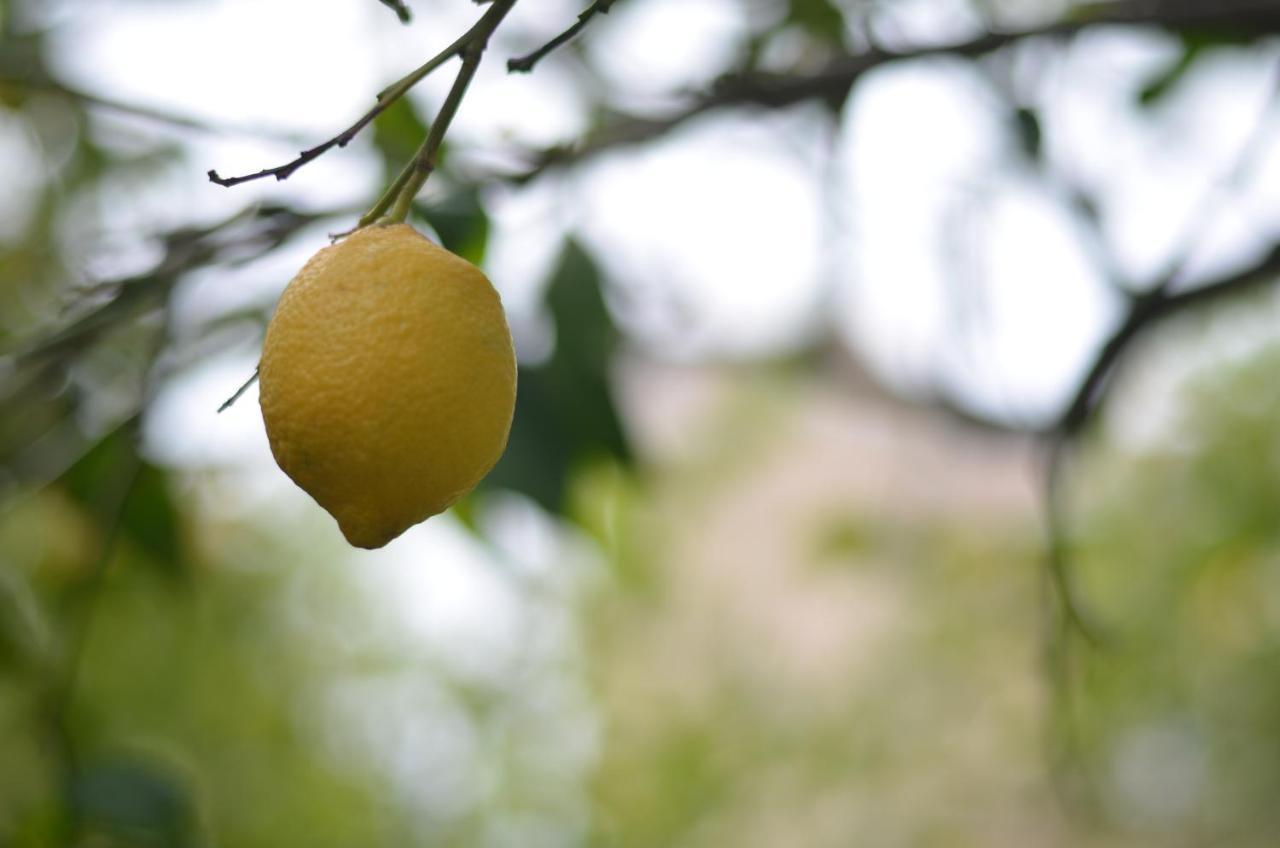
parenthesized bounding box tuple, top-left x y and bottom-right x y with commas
(377, 0, 516, 225)
(357, 159, 416, 228)
(384, 50, 482, 223)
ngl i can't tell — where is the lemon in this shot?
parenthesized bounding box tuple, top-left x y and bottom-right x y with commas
(258, 223, 516, 549)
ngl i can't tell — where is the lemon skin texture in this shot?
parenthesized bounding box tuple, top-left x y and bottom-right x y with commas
(258, 223, 516, 549)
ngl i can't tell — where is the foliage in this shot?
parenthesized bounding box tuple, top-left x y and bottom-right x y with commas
(1060, 343, 1280, 844)
(2, 0, 1280, 843)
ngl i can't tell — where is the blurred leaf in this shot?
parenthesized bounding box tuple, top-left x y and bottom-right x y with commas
(1069, 186, 1101, 225)
(449, 489, 480, 531)
(371, 96, 429, 176)
(1064, 341, 1280, 832)
(484, 239, 631, 514)
(0, 564, 53, 672)
(72, 759, 198, 847)
(546, 239, 616, 367)
(418, 186, 489, 266)
(487, 367, 576, 512)
(60, 430, 136, 509)
(60, 429, 183, 573)
(1137, 44, 1202, 107)
(196, 304, 268, 334)
(1177, 27, 1257, 52)
(12, 273, 171, 362)
(119, 463, 181, 568)
(1136, 31, 1254, 108)
(1013, 106, 1042, 160)
(787, 0, 845, 44)
(0, 360, 73, 474)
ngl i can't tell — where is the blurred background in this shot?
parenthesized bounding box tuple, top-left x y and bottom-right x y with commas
(3, 0, 1280, 844)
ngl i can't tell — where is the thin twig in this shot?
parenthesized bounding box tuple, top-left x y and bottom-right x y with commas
(508, 0, 1280, 182)
(1037, 242, 1280, 639)
(387, 47, 485, 221)
(218, 369, 259, 413)
(1053, 244, 1280, 440)
(1036, 59, 1280, 686)
(7, 205, 319, 364)
(351, 141, 419, 230)
(207, 20, 482, 187)
(382, 0, 518, 223)
(208, 124, 368, 187)
(507, 0, 619, 73)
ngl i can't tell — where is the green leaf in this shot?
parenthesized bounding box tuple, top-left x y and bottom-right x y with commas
(1135, 30, 1256, 108)
(119, 462, 182, 567)
(545, 239, 616, 366)
(483, 239, 631, 514)
(72, 759, 198, 847)
(13, 274, 171, 362)
(418, 187, 490, 266)
(787, 0, 845, 44)
(60, 430, 136, 509)
(1013, 106, 1041, 161)
(485, 367, 577, 512)
(60, 429, 184, 573)
(0, 564, 53, 673)
(1137, 45, 1202, 107)
(371, 97, 429, 177)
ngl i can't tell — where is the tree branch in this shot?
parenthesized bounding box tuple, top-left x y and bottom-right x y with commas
(507, 0, 619, 73)
(1036, 242, 1280, 643)
(7, 205, 321, 363)
(207, 8, 493, 188)
(356, 0, 517, 227)
(511, 0, 1280, 181)
(218, 369, 260, 413)
(0, 74, 306, 143)
(1053, 244, 1280, 439)
(207, 119, 374, 187)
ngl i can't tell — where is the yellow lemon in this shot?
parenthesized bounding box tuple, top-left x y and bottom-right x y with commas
(258, 223, 516, 549)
